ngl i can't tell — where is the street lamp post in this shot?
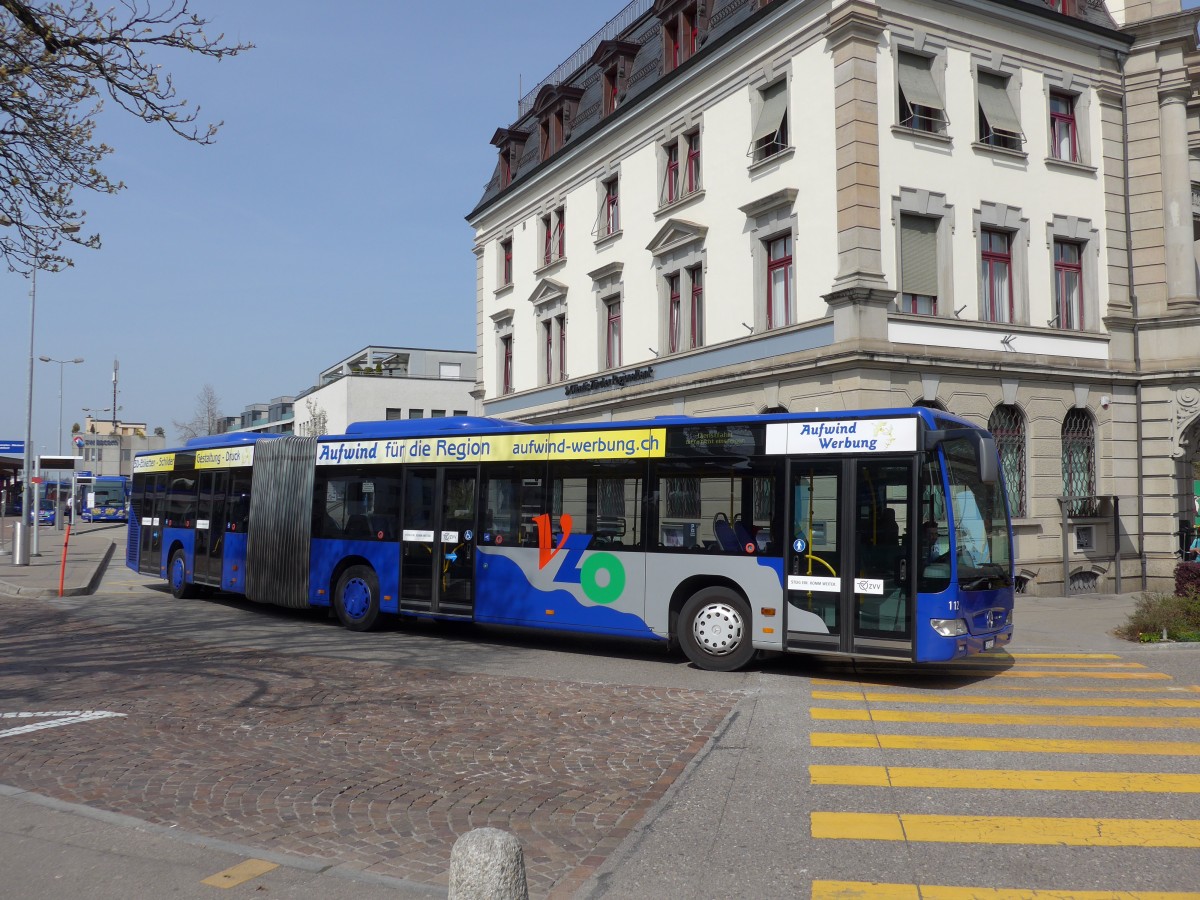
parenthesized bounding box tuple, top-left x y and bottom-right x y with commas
(39, 356, 84, 455)
(9, 219, 81, 565)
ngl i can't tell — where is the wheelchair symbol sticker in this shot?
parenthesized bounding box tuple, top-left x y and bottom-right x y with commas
(793, 538, 807, 553)
(464, 530, 473, 541)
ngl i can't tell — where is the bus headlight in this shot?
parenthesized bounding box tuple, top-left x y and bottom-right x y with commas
(930, 618, 968, 637)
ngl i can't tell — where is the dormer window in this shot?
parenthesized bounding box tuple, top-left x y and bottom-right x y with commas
(490, 128, 529, 189)
(592, 40, 640, 119)
(533, 84, 585, 160)
(656, 0, 709, 74)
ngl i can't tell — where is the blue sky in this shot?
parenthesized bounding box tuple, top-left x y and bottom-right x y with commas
(1, 1, 618, 453)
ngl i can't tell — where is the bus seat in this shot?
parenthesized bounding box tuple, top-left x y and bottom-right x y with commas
(714, 514, 739, 552)
(733, 520, 754, 549)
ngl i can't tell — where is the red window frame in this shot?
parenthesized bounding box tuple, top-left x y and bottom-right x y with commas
(665, 144, 679, 204)
(766, 235, 793, 329)
(604, 180, 619, 235)
(1049, 92, 1078, 163)
(1054, 239, 1083, 329)
(554, 208, 565, 259)
(980, 228, 1014, 323)
(558, 315, 567, 381)
(501, 239, 512, 285)
(667, 273, 682, 354)
(665, 20, 680, 72)
(501, 335, 513, 395)
(541, 215, 552, 267)
(689, 265, 704, 347)
(544, 319, 553, 384)
(603, 66, 619, 116)
(685, 132, 701, 194)
(606, 300, 622, 368)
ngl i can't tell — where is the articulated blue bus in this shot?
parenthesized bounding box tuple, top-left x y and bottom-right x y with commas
(127, 409, 1014, 670)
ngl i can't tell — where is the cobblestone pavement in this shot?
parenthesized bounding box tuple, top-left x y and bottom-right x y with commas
(0, 603, 739, 897)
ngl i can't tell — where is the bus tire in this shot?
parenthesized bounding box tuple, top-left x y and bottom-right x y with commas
(334, 565, 380, 632)
(678, 586, 754, 672)
(169, 549, 197, 600)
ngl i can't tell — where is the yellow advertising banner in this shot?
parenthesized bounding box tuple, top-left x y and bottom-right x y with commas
(195, 446, 255, 470)
(315, 428, 668, 466)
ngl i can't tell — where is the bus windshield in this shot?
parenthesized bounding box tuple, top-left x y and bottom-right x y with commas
(942, 436, 1012, 591)
(90, 484, 125, 507)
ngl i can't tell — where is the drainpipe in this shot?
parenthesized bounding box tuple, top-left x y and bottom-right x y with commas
(1119, 51, 1148, 591)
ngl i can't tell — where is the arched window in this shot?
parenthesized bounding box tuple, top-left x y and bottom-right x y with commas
(1061, 408, 1096, 516)
(913, 399, 946, 411)
(989, 404, 1026, 517)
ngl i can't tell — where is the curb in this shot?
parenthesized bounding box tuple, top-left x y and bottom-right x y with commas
(0, 540, 115, 600)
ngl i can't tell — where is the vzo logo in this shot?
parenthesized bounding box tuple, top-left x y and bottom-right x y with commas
(533, 513, 625, 604)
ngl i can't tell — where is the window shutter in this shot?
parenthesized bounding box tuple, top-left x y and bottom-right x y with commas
(897, 52, 944, 112)
(977, 72, 1023, 137)
(750, 80, 788, 147)
(900, 215, 939, 297)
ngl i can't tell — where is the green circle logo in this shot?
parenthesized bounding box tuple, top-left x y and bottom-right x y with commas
(580, 552, 625, 604)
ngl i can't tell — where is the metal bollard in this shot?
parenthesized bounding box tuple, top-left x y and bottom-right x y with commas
(12, 521, 29, 566)
(448, 828, 528, 900)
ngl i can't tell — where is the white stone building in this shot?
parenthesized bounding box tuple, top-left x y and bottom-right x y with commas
(467, 0, 1200, 594)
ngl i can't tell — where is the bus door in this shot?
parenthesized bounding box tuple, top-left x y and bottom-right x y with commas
(784, 457, 914, 657)
(137, 473, 167, 576)
(400, 466, 477, 617)
(195, 470, 228, 586)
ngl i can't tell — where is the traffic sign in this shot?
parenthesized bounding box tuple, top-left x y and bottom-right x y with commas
(0, 440, 24, 455)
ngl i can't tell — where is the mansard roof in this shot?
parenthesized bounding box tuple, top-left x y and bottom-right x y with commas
(470, 0, 1125, 220)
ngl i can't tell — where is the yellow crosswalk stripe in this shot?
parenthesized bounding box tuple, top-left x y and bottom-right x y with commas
(811, 880, 1200, 900)
(1004, 652, 1124, 659)
(811, 812, 1200, 847)
(811, 690, 1200, 709)
(811, 708, 1200, 728)
(809, 765, 1200, 792)
(201, 859, 279, 888)
(813, 680, 1196, 694)
(814, 669, 1170, 680)
(811, 732, 1200, 756)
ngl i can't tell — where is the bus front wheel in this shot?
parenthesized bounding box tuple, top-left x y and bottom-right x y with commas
(334, 565, 380, 632)
(169, 549, 196, 600)
(678, 587, 754, 672)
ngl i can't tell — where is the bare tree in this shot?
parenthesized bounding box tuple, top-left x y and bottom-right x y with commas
(0, 0, 251, 272)
(173, 383, 222, 441)
(298, 397, 328, 437)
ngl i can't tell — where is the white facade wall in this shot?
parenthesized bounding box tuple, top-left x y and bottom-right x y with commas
(293, 376, 478, 436)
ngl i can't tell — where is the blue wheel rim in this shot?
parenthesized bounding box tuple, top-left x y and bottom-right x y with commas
(342, 577, 371, 620)
(171, 557, 185, 593)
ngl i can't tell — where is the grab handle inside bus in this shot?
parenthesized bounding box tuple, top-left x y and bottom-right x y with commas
(923, 428, 999, 484)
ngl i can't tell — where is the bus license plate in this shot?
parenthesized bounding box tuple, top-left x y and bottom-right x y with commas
(983, 638, 995, 650)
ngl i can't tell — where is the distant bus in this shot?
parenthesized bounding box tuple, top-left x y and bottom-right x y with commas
(127, 409, 1014, 670)
(82, 475, 129, 523)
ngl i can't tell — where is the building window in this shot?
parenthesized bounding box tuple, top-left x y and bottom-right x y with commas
(750, 80, 789, 162)
(558, 314, 567, 381)
(766, 234, 793, 329)
(453, 410, 469, 417)
(977, 71, 1023, 152)
(1046, 0, 1076, 13)
(605, 298, 622, 369)
(408, 409, 424, 419)
(667, 272, 682, 354)
(1061, 409, 1096, 517)
(1049, 92, 1078, 162)
(1054, 240, 1083, 329)
(897, 51, 945, 134)
(603, 177, 620, 236)
(664, 143, 680, 204)
(540, 315, 566, 385)
(439, 362, 462, 378)
(386, 408, 403, 420)
(689, 265, 704, 348)
(540, 206, 566, 266)
(660, 2, 705, 73)
(593, 39, 639, 119)
(501, 335, 513, 395)
(980, 228, 1014, 323)
(899, 214, 939, 315)
(989, 404, 1026, 517)
(603, 64, 621, 116)
(431, 409, 446, 418)
(499, 238, 513, 286)
(685, 131, 701, 194)
(500, 148, 514, 188)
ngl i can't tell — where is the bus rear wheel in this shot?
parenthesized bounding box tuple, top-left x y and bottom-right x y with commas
(678, 587, 754, 672)
(169, 549, 196, 600)
(335, 565, 380, 632)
